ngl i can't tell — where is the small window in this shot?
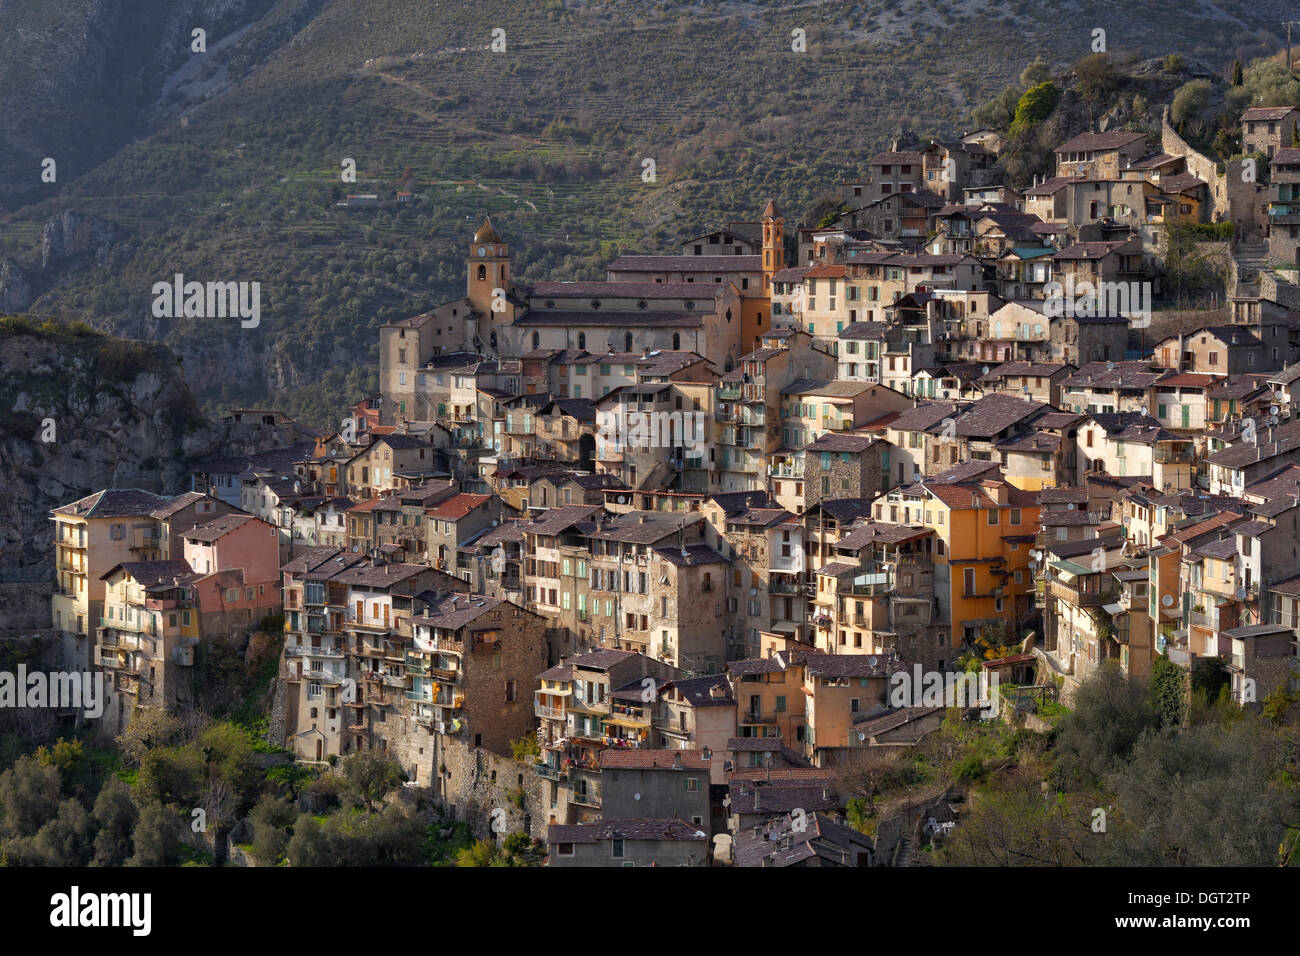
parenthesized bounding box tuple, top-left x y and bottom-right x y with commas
(611, 839, 625, 858)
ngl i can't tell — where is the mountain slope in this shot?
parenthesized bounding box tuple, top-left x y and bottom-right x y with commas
(0, 0, 1292, 424)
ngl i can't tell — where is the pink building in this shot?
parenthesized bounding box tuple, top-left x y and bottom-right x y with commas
(181, 513, 283, 635)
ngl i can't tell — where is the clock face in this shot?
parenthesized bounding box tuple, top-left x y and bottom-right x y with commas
(477, 246, 487, 257)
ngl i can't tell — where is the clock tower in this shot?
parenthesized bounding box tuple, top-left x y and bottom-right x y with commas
(466, 216, 515, 355)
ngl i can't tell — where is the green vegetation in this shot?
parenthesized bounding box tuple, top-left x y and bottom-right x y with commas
(933, 662, 1300, 866)
(1009, 82, 1059, 138)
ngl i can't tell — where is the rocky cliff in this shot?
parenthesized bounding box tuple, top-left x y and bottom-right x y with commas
(0, 316, 226, 571)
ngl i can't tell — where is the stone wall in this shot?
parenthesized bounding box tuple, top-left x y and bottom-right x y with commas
(0, 576, 52, 638)
(432, 735, 550, 841)
(1161, 110, 1228, 220)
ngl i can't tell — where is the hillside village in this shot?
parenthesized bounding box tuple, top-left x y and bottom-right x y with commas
(42, 90, 1300, 867)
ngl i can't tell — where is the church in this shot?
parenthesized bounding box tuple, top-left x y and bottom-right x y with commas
(378, 204, 787, 426)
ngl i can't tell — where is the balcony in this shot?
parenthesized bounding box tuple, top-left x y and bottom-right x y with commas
(1048, 579, 1111, 608)
(534, 761, 566, 780)
(739, 711, 782, 724)
(302, 667, 345, 684)
(608, 704, 650, 726)
(768, 577, 803, 595)
(535, 702, 566, 720)
(570, 787, 602, 808)
(769, 462, 804, 479)
(346, 613, 392, 633)
(286, 643, 345, 659)
(99, 616, 157, 637)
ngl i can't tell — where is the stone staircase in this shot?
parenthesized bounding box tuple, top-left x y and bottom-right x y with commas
(1235, 241, 1270, 286)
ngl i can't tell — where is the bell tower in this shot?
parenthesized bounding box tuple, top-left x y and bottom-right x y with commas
(761, 199, 784, 295)
(466, 216, 514, 353)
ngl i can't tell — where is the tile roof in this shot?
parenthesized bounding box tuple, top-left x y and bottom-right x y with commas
(665, 675, 735, 707)
(407, 593, 506, 630)
(426, 493, 491, 520)
(53, 489, 176, 519)
(531, 280, 719, 299)
(599, 749, 712, 770)
(607, 255, 761, 272)
(1054, 131, 1147, 153)
(1063, 361, 1168, 389)
(181, 513, 260, 542)
(548, 819, 707, 845)
(100, 559, 195, 585)
(1242, 106, 1299, 121)
(520, 504, 600, 536)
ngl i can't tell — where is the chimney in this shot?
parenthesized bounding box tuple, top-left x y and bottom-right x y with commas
(754, 788, 761, 810)
(672, 751, 683, 770)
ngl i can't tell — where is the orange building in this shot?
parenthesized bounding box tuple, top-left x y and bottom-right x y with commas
(872, 462, 1040, 651)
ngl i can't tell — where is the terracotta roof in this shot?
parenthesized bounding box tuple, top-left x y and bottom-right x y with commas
(607, 255, 760, 272)
(598, 750, 711, 770)
(426, 493, 491, 520)
(548, 819, 707, 845)
(1054, 131, 1147, 153)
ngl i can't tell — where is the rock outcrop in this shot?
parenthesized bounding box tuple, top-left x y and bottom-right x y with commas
(0, 320, 226, 570)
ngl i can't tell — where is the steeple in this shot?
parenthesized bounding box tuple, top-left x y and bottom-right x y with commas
(761, 199, 784, 293)
(474, 217, 503, 244)
(467, 216, 514, 351)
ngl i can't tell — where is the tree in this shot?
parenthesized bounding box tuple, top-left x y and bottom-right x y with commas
(1074, 53, 1119, 105)
(1019, 57, 1051, 89)
(92, 779, 139, 866)
(836, 749, 905, 814)
(1008, 82, 1059, 138)
(128, 803, 183, 866)
(115, 708, 187, 766)
(1170, 80, 1212, 132)
(29, 798, 96, 866)
(973, 84, 1024, 131)
(0, 754, 61, 837)
(340, 751, 405, 811)
(1149, 654, 1187, 729)
(1052, 662, 1155, 789)
(249, 794, 297, 865)
(1231, 59, 1243, 86)
(1105, 719, 1299, 866)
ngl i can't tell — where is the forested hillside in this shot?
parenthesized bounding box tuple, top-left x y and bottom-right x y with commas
(0, 0, 1293, 424)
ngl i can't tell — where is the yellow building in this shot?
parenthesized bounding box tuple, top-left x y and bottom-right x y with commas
(51, 490, 229, 670)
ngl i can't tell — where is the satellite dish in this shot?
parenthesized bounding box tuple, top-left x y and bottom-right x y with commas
(868, 656, 878, 666)
(1106, 361, 1116, 371)
(1235, 586, 1247, 600)
(617, 495, 627, 504)
(858, 732, 867, 742)
(1162, 594, 1174, 608)
(634, 793, 641, 801)
(491, 519, 499, 526)
(1270, 405, 1280, 416)
(1067, 502, 1076, 510)
(912, 471, 923, 483)
(982, 366, 990, 375)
